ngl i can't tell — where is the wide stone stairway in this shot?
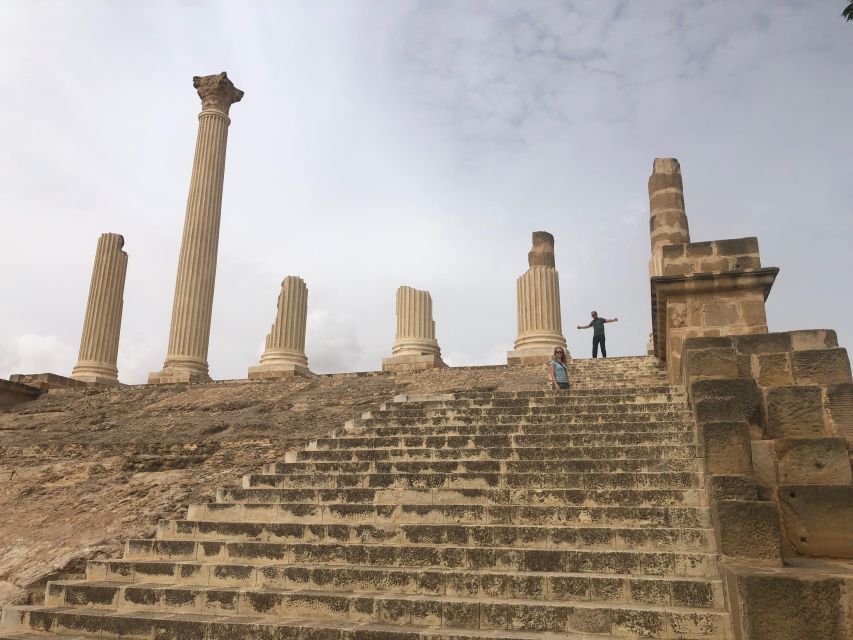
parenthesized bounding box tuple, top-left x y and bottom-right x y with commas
(1, 356, 733, 639)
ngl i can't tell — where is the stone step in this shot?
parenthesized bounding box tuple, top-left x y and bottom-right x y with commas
(214, 487, 703, 508)
(363, 408, 693, 420)
(43, 580, 728, 629)
(243, 471, 702, 491)
(357, 415, 691, 427)
(384, 395, 687, 409)
(448, 387, 680, 399)
(113, 539, 720, 577)
(186, 502, 711, 528)
(2, 603, 731, 639)
(291, 444, 700, 463)
(312, 433, 696, 450)
(350, 422, 693, 437)
(158, 520, 716, 552)
(262, 458, 700, 476)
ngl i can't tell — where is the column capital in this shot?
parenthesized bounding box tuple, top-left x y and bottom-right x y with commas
(193, 72, 244, 114)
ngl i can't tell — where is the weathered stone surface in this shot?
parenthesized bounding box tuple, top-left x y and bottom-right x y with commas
(774, 438, 852, 485)
(0, 379, 41, 410)
(726, 567, 850, 640)
(683, 336, 734, 351)
(751, 353, 792, 387)
(712, 500, 782, 562)
(699, 421, 753, 475)
(789, 329, 839, 351)
(690, 378, 764, 431)
(779, 485, 853, 558)
(789, 348, 852, 385)
(764, 386, 826, 439)
(750, 441, 777, 501)
(682, 347, 739, 381)
(824, 383, 853, 443)
(715, 237, 759, 257)
(703, 302, 739, 327)
(708, 474, 757, 502)
(734, 333, 793, 355)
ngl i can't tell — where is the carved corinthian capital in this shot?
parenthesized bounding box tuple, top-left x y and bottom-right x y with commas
(192, 72, 244, 114)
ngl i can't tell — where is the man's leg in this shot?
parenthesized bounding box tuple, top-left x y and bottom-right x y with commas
(592, 336, 599, 358)
(601, 336, 607, 358)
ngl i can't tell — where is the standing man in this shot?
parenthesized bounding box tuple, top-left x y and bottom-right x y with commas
(577, 311, 618, 358)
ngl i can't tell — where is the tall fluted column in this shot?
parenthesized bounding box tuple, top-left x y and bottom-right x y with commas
(71, 233, 128, 384)
(507, 231, 568, 365)
(648, 158, 691, 277)
(382, 286, 446, 372)
(149, 72, 243, 384)
(249, 276, 313, 378)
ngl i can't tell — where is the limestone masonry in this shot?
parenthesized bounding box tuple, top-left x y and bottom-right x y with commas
(149, 72, 244, 385)
(248, 276, 312, 379)
(382, 286, 446, 372)
(1, 72, 851, 640)
(70, 233, 128, 385)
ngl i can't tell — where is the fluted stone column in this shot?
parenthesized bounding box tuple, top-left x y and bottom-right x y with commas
(149, 72, 243, 384)
(71, 233, 128, 384)
(382, 286, 446, 372)
(507, 231, 568, 365)
(249, 276, 313, 378)
(649, 158, 691, 277)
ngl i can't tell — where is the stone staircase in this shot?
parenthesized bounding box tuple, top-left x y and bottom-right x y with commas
(0, 356, 734, 639)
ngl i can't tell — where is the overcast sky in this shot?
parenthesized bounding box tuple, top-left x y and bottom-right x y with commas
(1, 1, 851, 383)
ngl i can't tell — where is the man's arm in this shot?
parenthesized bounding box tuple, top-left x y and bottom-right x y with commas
(577, 323, 591, 329)
(605, 317, 619, 323)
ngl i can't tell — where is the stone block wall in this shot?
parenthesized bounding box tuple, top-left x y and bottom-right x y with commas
(682, 330, 853, 561)
(661, 237, 762, 276)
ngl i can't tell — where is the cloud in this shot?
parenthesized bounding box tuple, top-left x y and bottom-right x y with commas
(0, 334, 76, 379)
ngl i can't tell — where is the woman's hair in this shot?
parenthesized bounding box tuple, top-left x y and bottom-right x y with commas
(553, 347, 566, 363)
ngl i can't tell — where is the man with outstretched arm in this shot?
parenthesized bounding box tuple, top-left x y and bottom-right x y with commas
(577, 311, 618, 358)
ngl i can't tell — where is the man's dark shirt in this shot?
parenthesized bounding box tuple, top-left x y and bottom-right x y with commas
(591, 317, 607, 336)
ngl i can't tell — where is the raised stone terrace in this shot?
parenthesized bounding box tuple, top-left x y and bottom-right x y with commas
(0, 357, 733, 639)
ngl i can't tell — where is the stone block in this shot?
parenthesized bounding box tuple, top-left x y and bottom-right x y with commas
(699, 421, 753, 475)
(733, 255, 761, 270)
(248, 363, 314, 379)
(734, 333, 793, 355)
(726, 567, 850, 640)
(663, 262, 694, 276)
(790, 329, 839, 351)
(779, 485, 853, 558)
(708, 474, 758, 502)
(751, 353, 791, 387)
(683, 336, 734, 351)
(824, 383, 853, 443)
(0, 378, 41, 409)
(698, 257, 731, 273)
(682, 348, 739, 381)
(765, 386, 826, 439)
(9, 372, 90, 390)
(750, 441, 777, 501)
(690, 378, 764, 430)
(715, 237, 759, 256)
(740, 300, 767, 326)
(712, 500, 782, 562)
(703, 302, 739, 327)
(661, 244, 685, 260)
(790, 348, 852, 385)
(649, 191, 686, 212)
(774, 438, 852, 485)
(381, 354, 447, 373)
(684, 241, 714, 258)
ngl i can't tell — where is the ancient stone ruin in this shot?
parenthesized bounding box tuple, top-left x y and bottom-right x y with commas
(0, 74, 851, 640)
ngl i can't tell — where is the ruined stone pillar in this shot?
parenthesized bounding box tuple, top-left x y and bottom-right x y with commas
(71, 233, 128, 384)
(249, 276, 312, 378)
(149, 72, 243, 384)
(649, 158, 691, 277)
(507, 231, 568, 365)
(382, 286, 446, 372)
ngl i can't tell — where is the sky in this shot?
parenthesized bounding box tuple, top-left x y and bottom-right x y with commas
(1, 1, 852, 383)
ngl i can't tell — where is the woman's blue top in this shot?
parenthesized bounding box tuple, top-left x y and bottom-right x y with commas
(551, 360, 568, 383)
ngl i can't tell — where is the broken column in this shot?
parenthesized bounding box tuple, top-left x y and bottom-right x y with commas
(71, 233, 128, 384)
(382, 286, 446, 372)
(648, 157, 691, 277)
(507, 231, 568, 365)
(249, 276, 312, 378)
(149, 72, 243, 384)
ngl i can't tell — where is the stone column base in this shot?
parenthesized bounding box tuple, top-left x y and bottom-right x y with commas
(507, 347, 570, 366)
(382, 354, 447, 373)
(70, 374, 121, 386)
(248, 363, 314, 379)
(147, 369, 212, 384)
